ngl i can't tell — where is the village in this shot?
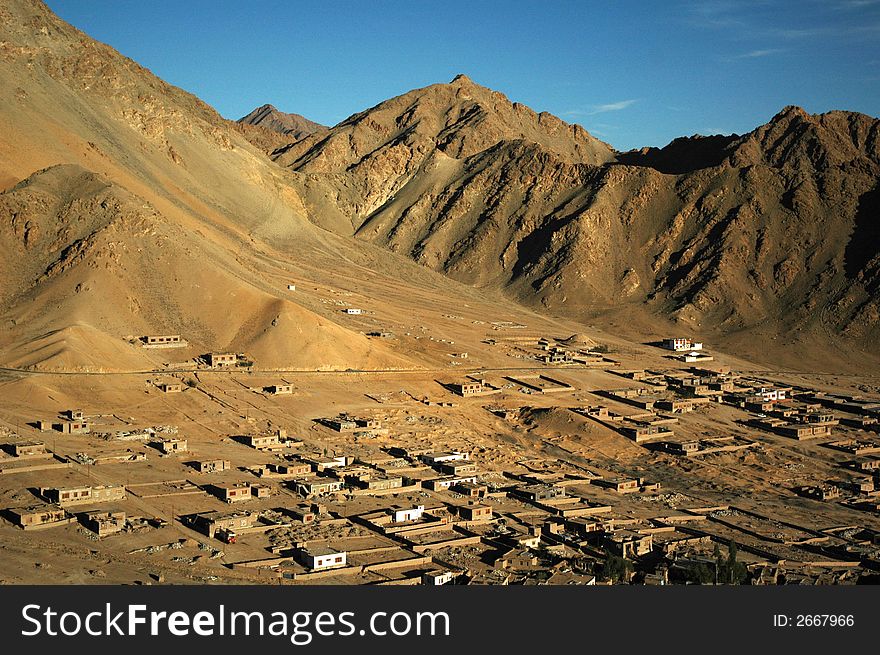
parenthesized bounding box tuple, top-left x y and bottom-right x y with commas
(1, 324, 880, 587)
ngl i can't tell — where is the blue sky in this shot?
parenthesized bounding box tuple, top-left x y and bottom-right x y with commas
(45, 0, 879, 151)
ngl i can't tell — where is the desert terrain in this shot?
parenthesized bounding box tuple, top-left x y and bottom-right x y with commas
(1, 0, 879, 585)
(2, 278, 880, 585)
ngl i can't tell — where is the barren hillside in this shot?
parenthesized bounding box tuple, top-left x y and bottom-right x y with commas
(271, 78, 880, 366)
(0, 0, 425, 372)
(2, 1, 879, 373)
(236, 103, 326, 153)
(238, 103, 326, 140)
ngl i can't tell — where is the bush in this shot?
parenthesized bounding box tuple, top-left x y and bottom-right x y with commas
(688, 563, 715, 585)
(601, 555, 633, 583)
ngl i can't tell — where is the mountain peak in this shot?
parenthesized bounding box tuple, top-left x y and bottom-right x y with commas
(237, 104, 326, 139)
(771, 105, 811, 124)
(736, 105, 880, 171)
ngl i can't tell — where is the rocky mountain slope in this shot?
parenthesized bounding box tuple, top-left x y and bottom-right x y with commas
(272, 77, 880, 360)
(0, 0, 419, 371)
(2, 1, 878, 372)
(238, 103, 326, 140)
(236, 103, 326, 153)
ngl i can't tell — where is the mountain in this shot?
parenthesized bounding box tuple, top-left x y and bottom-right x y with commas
(2, 0, 878, 372)
(238, 103, 326, 140)
(236, 104, 326, 153)
(273, 78, 880, 364)
(0, 0, 435, 372)
(274, 74, 615, 232)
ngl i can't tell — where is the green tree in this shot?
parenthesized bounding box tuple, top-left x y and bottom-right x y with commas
(725, 539, 749, 584)
(713, 543, 724, 585)
(601, 555, 633, 583)
(688, 562, 714, 585)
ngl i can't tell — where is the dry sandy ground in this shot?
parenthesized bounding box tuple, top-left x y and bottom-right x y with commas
(1, 286, 878, 584)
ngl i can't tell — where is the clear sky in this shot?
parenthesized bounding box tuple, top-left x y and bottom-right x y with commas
(45, 0, 879, 151)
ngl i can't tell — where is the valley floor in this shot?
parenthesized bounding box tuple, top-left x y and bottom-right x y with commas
(1, 317, 879, 586)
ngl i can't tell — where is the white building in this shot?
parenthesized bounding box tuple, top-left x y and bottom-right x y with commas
(343, 308, 362, 315)
(682, 352, 712, 363)
(304, 454, 347, 470)
(422, 570, 456, 585)
(297, 547, 347, 571)
(759, 387, 787, 402)
(427, 475, 478, 490)
(421, 451, 469, 465)
(662, 338, 703, 352)
(393, 505, 425, 523)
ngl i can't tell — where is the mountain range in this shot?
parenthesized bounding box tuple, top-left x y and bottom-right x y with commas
(264, 77, 880, 361)
(1, 0, 878, 372)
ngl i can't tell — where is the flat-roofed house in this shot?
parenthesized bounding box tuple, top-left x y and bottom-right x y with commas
(459, 503, 493, 521)
(243, 434, 282, 451)
(195, 459, 231, 473)
(260, 461, 312, 477)
(212, 482, 252, 503)
(296, 547, 347, 571)
(303, 455, 347, 471)
(292, 478, 344, 497)
(43, 484, 125, 506)
(288, 505, 317, 524)
(359, 475, 403, 491)
(421, 451, 469, 465)
(159, 438, 188, 454)
(425, 475, 477, 491)
(10, 504, 68, 529)
(663, 441, 701, 456)
(602, 530, 653, 558)
(324, 418, 358, 432)
(757, 387, 789, 402)
(393, 506, 425, 523)
(43, 485, 90, 506)
(593, 478, 640, 493)
(90, 485, 127, 503)
(662, 338, 702, 352)
(422, 570, 456, 585)
(452, 481, 487, 498)
(12, 441, 47, 457)
(251, 483, 272, 499)
(144, 335, 183, 348)
(81, 510, 126, 536)
(513, 484, 566, 502)
(449, 381, 484, 397)
(60, 420, 90, 434)
(188, 511, 255, 538)
(208, 353, 237, 367)
(437, 461, 478, 476)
